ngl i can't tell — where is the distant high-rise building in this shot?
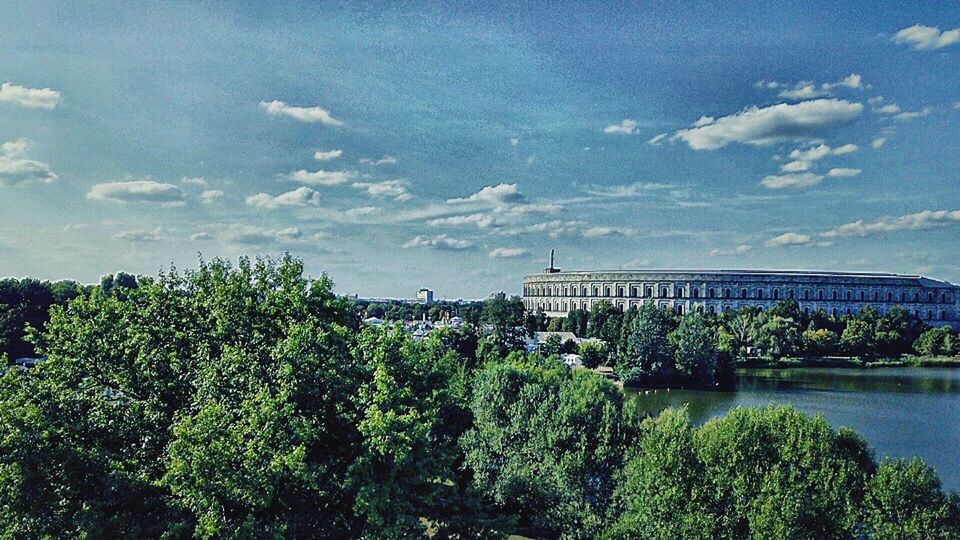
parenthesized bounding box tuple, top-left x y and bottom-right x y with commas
(417, 288, 434, 304)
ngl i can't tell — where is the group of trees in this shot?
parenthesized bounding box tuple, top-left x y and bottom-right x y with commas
(540, 299, 945, 365)
(0, 278, 84, 360)
(0, 257, 958, 538)
(355, 298, 484, 324)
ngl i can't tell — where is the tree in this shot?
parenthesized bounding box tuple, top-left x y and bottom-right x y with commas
(802, 326, 839, 356)
(578, 340, 606, 369)
(840, 318, 877, 357)
(671, 312, 719, 385)
(754, 315, 802, 358)
(913, 326, 958, 357)
(862, 458, 960, 539)
(541, 334, 564, 357)
(462, 361, 639, 539)
(622, 303, 674, 379)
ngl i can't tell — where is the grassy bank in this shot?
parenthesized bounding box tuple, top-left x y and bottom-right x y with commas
(737, 355, 960, 369)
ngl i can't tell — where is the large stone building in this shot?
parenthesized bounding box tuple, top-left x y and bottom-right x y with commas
(523, 266, 960, 327)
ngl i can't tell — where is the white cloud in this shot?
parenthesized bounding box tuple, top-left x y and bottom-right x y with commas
(359, 155, 397, 166)
(428, 213, 496, 228)
(781, 160, 811, 172)
(488, 247, 529, 258)
(200, 189, 224, 203)
(760, 172, 824, 189)
(788, 143, 859, 162)
(223, 224, 302, 245)
(0, 82, 62, 109)
(259, 99, 344, 126)
(892, 24, 960, 50)
(0, 139, 58, 185)
(403, 234, 473, 250)
(875, 103, 901, 115)
(893, 107, 932, 121)
(603, 119, 639, 135)
(448, 183, 524, 204)
(672, 99, 863, 150)
(709, 244, 753, 256)
(87, 180, 186, 204)
(352, 179, 412, 201)
(344, 206, 381, 217)
(181, 176, 208, 186)
(647, 133, 668, 145)
(766, 232, 813, 247)
(823, 209, 960, 238)
(757, 74, 863, 100)
(871, 137, 887, 149)
(827, 168, 862, 177)
(116, 227, 168, 243)
(582, 226, 635, 238)
(290, 169, 356, 186)
(510, 137, 519, 146)
(245, 186, 321, 209)
(582, 182, 675, 197)
(314, 149, 343, 161)
(954, 101, 960, 110)
(494, 203, 563, 215)
(190, 232, 214, 241)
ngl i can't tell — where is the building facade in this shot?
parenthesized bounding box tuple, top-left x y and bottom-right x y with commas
(522, 269, 960, 326)
(416, 288, 434, 304)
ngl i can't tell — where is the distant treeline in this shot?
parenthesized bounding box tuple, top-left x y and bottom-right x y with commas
(353, 297, 485, 324)
(0, 256, 957, 538)
(530, 299, 955, 364)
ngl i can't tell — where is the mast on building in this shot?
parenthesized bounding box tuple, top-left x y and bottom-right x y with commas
(544, 249, 560, 273)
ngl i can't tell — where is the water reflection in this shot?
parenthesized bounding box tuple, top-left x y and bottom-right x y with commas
(624, 367, 960, 491)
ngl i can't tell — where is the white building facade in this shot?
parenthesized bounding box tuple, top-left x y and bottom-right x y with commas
(522, 269, 960, 327)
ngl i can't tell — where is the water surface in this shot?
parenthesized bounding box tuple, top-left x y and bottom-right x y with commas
(626, 367, 960, 491)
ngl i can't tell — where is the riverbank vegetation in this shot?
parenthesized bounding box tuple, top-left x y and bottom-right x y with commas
(0, 256, 958, 538)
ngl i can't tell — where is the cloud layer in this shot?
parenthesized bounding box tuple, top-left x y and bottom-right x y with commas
(0, 82, 62, 109)
(0, 139, 58, 185)
(87, 180, 186, 204)
(259, 100, 344, 126)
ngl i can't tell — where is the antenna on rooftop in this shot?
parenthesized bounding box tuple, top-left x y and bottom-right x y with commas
(545, 249, 561, 273)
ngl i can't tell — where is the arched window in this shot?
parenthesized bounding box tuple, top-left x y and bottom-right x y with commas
(804, 290, 811, 300)
(914, 292, 920, 302)
(675, 305, 684, 315)
(773, 289, 780, 300)
(645, 287, 653, 298)
(708, 305, 716, 314)
(874, 291, 880, 301)
(724, 288, 731, 299)
(676, 288, 684, 298)
(888, 292, 894, 302)
(740, 288, 748, 299)
(859, 291, 865, 301)
(603, 287, 609, 296)
(831, 290, 839, 301)
(692, 289, 700, 299)
(832, 308, 838, 317)
(708, 288, 715, 298)
(617, 287, 624, 297)
(941, 310, 947, 320)
(927, 310, 933, 319)
(630, 287, 637, 298)
(803, 307, 810, 315)
(846, 308, 852, 315)
(928, 292, 934, 303)
(941, 293, 947, 303)
(818, 290, 825, 301)
(845, 290, 852, 301)
(756, 288, 764, 300)
(661, 287, 669, 298)
(592, 286, 599, 297)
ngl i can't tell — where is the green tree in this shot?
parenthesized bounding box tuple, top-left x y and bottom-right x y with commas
(622, 302, 674, 379)
(862, 458, 960, 539)
(754, 316, 801, 358)
(672, 312, 719, 385)
(840, 318, 877, 357)
(802, 326, 839, 356)
(578, 340, 606, 369)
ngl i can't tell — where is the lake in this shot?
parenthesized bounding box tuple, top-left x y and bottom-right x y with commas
(625, 367, 960, 491)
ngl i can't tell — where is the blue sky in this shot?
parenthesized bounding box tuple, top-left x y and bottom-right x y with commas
(1, 1, 958, 298)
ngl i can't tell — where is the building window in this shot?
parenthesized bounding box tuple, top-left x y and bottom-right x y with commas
(874, 291, 880, 301)
(832, 290, 839, 301)
(804, 290, 811, 300)
(645, 287, 652, 298)
(692, 289, 700, 299)
(592, 286, 599, 297)
(708, 305, 716, 314)
(773, 289, 780, 300)
(888, 292, 893, 302)
(846, 308, 852, 316)
(740, 288, 748, 299)
(708, 288, 715, 298)
(617, 287, 624, 297)
(630, 287, 637, 298)
(804, 307, 810, 315)
(928, 292, 934, 303)
(941, 310, 947, 320)
(845, 290, 852, 301)
(818, 290, 824, 301)
(676, 305, 684, 315)
(859, 291, 865, 301)
(756, 288, 764, 300)
(661, 287, 669, 298)
(914, 292, 920, 302)
(676, 288, 684, 298)
(928, 310, 933, 319)
(832, 308, 838, 317)
(724, 288, 731, 299)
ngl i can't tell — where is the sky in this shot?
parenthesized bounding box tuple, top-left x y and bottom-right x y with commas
(1, 1, 958, 298)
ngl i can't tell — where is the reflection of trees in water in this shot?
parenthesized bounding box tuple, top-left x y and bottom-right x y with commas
(743, 368, 960, 395)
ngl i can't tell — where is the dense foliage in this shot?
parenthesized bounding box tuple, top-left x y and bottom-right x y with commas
(0, 257, 958, 539)
(0, 278, 85, 360)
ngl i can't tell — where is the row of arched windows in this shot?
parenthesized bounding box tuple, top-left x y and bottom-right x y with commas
(523, 283, 953, 304)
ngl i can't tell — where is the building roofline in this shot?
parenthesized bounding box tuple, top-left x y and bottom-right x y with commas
(523, 268, 957, 285)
